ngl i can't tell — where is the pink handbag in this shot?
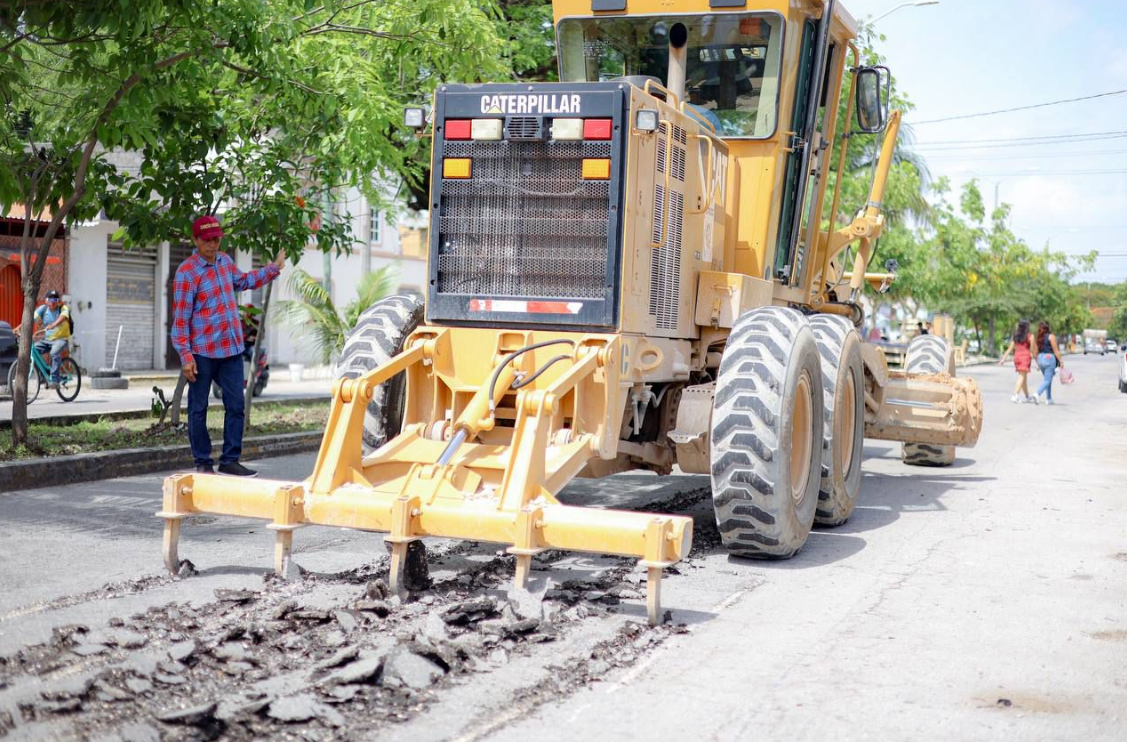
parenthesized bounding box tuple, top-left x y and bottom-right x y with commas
(1060, 368, 1075, 384)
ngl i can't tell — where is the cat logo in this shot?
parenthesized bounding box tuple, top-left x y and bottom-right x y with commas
(479, 93, 583, 115)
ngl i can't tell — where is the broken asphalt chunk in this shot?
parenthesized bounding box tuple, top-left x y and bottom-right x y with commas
(266, 694, 344, 726)
(440, 596, 500, 625)
(155, 701, 219, 726)
(213, 588, 256, 604)
(381, 647, 445, 690)
(167, 640, 197, 663)
(354, 599, 392, 616)
(321, 654, 385, 686)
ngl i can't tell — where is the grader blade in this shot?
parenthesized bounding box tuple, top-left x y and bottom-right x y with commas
(863, 371, 983, 448)
(158, 330, 693, 625)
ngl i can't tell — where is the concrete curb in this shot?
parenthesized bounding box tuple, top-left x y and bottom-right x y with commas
(0, 394, 330, 431)
(0, 430, 323, 493)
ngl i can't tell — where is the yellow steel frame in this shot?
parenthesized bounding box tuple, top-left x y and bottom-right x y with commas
(159, 329, 693, 624)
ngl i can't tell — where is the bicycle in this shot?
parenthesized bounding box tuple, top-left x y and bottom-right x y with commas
(7, 330, 82, 403)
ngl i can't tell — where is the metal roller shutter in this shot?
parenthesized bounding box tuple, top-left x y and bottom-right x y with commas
(105, 243, 157, 370)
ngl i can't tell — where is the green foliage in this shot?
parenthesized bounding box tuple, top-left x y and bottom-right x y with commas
(497, 0, 557, 81)
(275, 264, 399, 364)
(0, 0, 507, 444)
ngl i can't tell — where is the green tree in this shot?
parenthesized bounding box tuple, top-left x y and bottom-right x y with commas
(275, 265, 399, 365)
(0, 0, 506, 446)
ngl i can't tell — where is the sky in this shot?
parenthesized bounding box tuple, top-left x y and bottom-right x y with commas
(842, 0, 1127, 284)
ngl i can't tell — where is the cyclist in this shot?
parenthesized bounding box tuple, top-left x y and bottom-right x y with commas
(32, 289, 71, 389)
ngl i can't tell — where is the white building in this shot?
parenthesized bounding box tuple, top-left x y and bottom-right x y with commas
(66, 185, 427, 372)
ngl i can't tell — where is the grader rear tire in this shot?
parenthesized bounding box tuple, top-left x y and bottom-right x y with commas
(710, 306, 823, 558)
(902, 335, 957, 467)
(810, 315, 864, 527)
(335, 295, 424, 455)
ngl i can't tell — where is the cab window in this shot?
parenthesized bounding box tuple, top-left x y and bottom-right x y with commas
(558, 14, 785, 139)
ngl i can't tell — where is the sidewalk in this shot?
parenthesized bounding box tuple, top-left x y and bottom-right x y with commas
(0, 377, 332, 422)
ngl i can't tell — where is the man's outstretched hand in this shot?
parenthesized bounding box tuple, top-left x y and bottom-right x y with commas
(273, 250, 286, 270)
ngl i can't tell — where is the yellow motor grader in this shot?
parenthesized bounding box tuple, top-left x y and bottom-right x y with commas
(160, 0, 981, 623)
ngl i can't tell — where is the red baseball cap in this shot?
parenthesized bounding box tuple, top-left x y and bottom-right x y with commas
(192, 215, 224, 240)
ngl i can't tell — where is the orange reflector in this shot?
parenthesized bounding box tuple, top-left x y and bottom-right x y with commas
(581, 158, 611, 180)
(443, 158, 472, 179)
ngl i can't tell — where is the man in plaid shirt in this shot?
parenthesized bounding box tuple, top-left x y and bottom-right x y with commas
(172, 215, 285, 477)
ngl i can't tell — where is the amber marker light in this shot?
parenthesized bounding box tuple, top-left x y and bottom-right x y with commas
(581, 158, 611, 180)
(443, 158, 472, 178)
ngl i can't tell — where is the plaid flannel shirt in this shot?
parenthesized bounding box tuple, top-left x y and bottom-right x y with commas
(171, 251, 280, 365)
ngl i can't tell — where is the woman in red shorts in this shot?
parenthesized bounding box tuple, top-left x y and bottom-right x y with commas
(998, 318, 1035, 403)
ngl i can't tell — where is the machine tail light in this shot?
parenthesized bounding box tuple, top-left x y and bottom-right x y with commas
(445, 120, 472, 140)
(582, 118, 612, 140)
(581, 158, 611, 180)
(443, 158, 472, 179)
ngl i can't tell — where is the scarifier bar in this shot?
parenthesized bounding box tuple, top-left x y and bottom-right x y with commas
(158, 332, 693, 625)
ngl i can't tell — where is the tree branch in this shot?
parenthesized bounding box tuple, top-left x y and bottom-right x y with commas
(220, 60, 327, 96)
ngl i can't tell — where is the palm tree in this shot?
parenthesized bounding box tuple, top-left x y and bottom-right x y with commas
(275, 264, 400, 365)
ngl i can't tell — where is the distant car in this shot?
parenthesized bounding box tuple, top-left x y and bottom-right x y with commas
(1106, 339, 1117, 353)
(1084, 338, 1106, 355)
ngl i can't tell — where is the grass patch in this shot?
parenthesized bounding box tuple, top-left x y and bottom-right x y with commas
(0, 400, 329, 461)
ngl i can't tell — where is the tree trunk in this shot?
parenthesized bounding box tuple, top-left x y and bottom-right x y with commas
(987, 315, 997, 356)
(168, 373, 189, 426)
(10, 287, 39, 447)
(243, 278, 273, 436)
(973, 320, 982, 353)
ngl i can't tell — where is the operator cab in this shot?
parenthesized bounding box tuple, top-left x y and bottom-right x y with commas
(557, 13, 784, 139)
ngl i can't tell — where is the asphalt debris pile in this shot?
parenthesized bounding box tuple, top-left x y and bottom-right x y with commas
(0, 546, 688, 741)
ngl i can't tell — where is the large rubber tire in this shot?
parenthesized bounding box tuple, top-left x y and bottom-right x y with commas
(710, 306, 824, 558)
(335, 296, 424, 455)
(809, 315, 864, 527)
(902, 335, 957, 467)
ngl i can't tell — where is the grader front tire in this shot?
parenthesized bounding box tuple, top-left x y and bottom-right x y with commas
(335, 295, 424, 454)
(710, 307, 824, 559)
(902, 334, 957, 467)
(810, 315, 864, 527)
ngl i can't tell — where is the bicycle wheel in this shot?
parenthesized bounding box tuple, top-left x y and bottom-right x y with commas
(8, 361, 40, 403)
(55, 358, 81, 402)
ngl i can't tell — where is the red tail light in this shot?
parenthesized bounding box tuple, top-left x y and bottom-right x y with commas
(446, 120, 472, 140)
(583, 118, 612, 140)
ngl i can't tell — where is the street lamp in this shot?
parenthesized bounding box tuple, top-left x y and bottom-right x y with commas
(868, 0, 940, 25)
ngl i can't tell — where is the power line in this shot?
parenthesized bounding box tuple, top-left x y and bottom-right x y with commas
(913, 89, 1127, 125)
(924, 148, 1127, 161)
(912, 134, 1127, 152)
(952, 169, 1127, 176)
(915, 129, 1127, 146)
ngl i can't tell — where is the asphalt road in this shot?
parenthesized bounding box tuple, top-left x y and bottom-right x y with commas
(0, 354, 1123, 741)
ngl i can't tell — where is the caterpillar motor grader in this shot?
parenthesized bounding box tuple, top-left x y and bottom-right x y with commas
(159, 0, 982, 624)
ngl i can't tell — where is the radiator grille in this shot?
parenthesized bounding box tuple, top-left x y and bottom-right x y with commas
(649, 128, 686, 330)
(436, 140, 612, 300)
(649, 191, 684, 330)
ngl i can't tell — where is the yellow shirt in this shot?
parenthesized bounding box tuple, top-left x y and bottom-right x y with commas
(34, 304, 71, 341)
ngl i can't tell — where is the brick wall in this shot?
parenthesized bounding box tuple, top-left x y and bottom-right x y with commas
(0, 235, 69, 301)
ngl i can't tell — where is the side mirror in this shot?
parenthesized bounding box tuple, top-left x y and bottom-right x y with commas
(854, 66, 890, 133)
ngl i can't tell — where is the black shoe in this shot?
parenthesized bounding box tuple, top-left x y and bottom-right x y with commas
(196, 464, 214, 474)
(218, 462, 258, 478)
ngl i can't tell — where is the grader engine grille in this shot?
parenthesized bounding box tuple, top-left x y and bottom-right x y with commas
(649, 125, 688, 330)
(427, 83, 627, 329)
(437, 140, 612, 300)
